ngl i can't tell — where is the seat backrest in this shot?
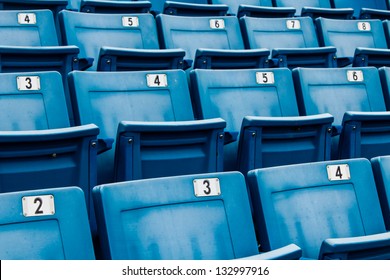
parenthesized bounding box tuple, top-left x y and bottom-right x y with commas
(240, 16, 320, 50)
(316, 18, 388, 58)
(0, 9, 59, 46)
(190, 68, 300, 170)
(68, 70, 195, 183)
(156, 14, 244, 61)
(332, 0, 388, 18)
(293, 67, 386, 126)
(0, 187, 95, 260)
(247, 158, 387, 259)
(59, 10, 159, 70)
(0, 71, 69, 130)
(274, 0, 331, 15)
(191, 68, 299, 132)
(93, 171, 259, 259)
(371, 155, 390, 231)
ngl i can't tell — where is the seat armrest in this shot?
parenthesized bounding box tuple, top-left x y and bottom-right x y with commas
(319, 232, 390, 260)
(239, 244, 302, 260)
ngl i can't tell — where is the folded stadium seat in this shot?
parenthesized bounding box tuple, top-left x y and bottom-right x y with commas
(93, 171, 302, 260)
(69, 0, 152, 13)
(163, 1, 229, 16)
(0, 71, 99, 232)
(293, 67, 390, 160)
(240, 16, 338, 68)
(0, 187, 95, 260)
(247, 158, 390, 259)
(190, 67, 333, 173)
(332, 0, 390, 20)
(0, 0, 68, 42)
(316, 17, 390, 67)
(371, 155, 390, 231)
(273, 0, 353, 19)
(156, 13, 253, 69)
(147, 0, 208, 15)
(59, 10, 189, 72)
(0, 9, 81, 125)
(209, 0, 273, 16)
(68, 70, 226, 184)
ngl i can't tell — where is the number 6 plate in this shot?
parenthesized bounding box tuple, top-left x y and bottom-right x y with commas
(193, 178, 221, 197)
(22, 195, 55, 217)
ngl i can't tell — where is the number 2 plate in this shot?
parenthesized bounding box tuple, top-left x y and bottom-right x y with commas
(327, 164, 351, 181)
(193, 178, 221, 197)
(22, 195, 55, 217)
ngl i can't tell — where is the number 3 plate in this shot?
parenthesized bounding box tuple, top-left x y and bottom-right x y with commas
(22, 195, 55, 217)
(193, 178, 221, 197)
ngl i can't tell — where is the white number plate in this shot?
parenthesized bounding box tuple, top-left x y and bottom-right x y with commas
(256, 72, 275, 84)
(286, 20, 301, 30)
(18, 13, 37, 25)
(193, 178, 221, 197)
(146, 74, 168, 87)
(327, 164, 351, 181)
(210, 19, 225, 29)
(347, 70, 364, 82)
(22, 195, 55, 217)
(358, 22, 371, 31)
(17, 76, 41, 91)
(122, 16, 139, 27)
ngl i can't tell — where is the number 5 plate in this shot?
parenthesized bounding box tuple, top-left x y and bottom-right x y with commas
(22, 195, 55, 217)
(193, 178, 221, 197)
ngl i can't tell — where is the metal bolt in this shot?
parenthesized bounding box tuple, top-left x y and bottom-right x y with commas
(352, 126, 356, 130)
(327, 128, 332, 133)
(252, 132, 256, 137)
(128, 139, 133, 143)
(91, 142, 97, 148)
(106, 59, 111, 64)
(219, 134, 224, 139)
(203, 60, 207, 64)
(52, 153, 57, 158)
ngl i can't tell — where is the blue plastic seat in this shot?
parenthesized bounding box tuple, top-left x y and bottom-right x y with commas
(156, 14, 245, 68)
(247, 158, 390, 259)
(316, 17, 390, 67)
(76, 0, 152, 13)
(0, 187, 95, 260)
(190, 67, 333, 172)
(332, 0, 390, 20)
(240, 16, 338, 68)
(0, 0, 68, 41)
(68, 70, 226, 184)
(163, 1, 229, 16)
(146, 0, 208, 14)
(0, 71, 99, 230)
(0, 9, 81, 124)
(371, 155, 390, 231)
(59, 10, 187, 71)
(273, 0, 353, 18)
(93, 171, 302, 260)
(209, 0, 273, 16)
(293, 67, 390, 160)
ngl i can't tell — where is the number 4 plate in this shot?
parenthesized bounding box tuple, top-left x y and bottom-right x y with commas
(193, 178, 221, 197)
(327, 164, 351, 181)
(22, 195, 55, 217)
